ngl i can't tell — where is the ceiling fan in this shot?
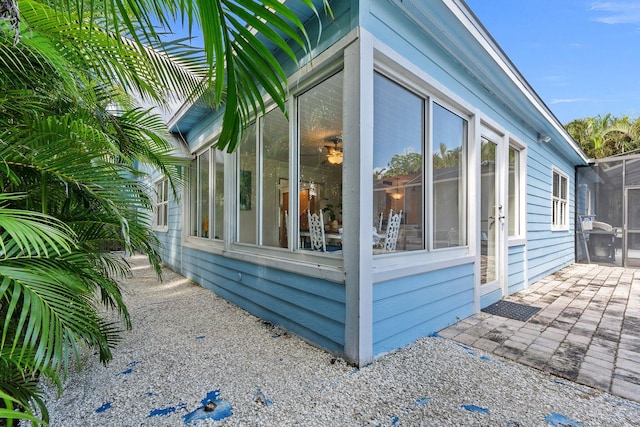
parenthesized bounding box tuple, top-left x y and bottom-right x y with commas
(299, 135, 343, 165)
(324, 135, 343, 165)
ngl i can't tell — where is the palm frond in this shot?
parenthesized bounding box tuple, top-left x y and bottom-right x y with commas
(0, 194, 77, 258)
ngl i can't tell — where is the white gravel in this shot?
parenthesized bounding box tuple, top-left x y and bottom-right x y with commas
(37, 254, 640, 426)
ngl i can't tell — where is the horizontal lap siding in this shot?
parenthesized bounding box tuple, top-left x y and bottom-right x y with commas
(525, 146, 576, 284)
(372, 263, 474, 356)
(181, 247, 346, 354)
(507, 245, 526, 294)
(154, 194, 183, 272)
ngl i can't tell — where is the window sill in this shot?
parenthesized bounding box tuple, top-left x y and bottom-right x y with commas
(183, 237, 346, 284)
(508, 237, 526, 246)
(372, 248, 474, 284)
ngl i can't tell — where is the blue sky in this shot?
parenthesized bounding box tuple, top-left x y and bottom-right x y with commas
(465, 0, 640, 124)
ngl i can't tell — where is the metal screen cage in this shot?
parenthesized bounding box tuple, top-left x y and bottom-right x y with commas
(576, 154, 640, 267)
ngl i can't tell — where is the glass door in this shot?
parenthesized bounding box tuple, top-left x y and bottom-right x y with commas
(480, 132, 505, 292)
(624, 187, 640, 267)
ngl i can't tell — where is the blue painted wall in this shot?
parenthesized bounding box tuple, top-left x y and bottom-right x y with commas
(507, 245, 527, 295)
(156, 193, 183, 272)
(180, 247, 346, 354)
(525, 142, 577, 283)
(372, 263, 475, 356)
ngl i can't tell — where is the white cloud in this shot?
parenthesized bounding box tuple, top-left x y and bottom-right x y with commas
(551, 98, 591, 105)
(590, 2, 640, 24)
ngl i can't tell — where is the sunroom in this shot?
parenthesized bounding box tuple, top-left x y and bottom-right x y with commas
(161, 0, 587, 366)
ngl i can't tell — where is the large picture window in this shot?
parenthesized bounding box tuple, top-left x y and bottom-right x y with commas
(238, 124, 258, 244)
(373, 73, 424, 252)
(432, 103, 467, 249)
(230, 71, 343, 253)
(373, 72, 468, 254)
(552, 169, 569, 229)
(236, 109, 290, 247)
(189, 147, 225, 240)
(189, 70, 346, 257)
(298, 71, 344, 252)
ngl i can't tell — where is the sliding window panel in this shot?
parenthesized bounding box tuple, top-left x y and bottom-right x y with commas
(213, 149, 225, 240)
(238, 123, 258, 244)
(261, 108, 289, 248)
(432, 103, 467, 249)
(198, 149, 210, 238)
(297, 71, 344, 251)
(373, 73, 424, 253)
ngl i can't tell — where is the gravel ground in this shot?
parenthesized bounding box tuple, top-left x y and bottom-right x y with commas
(37, 255, 640, 426)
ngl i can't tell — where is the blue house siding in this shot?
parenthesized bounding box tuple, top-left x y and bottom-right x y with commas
(156, 196, 183, 272)
(507, 245, 527, 295)
(180, 247, 346, 354)
(525, 145, 576, 284)
(372, 263, 474, 356)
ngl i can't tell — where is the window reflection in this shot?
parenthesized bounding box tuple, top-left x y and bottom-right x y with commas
(372, 74, 468, 254)
(432, 103, 467, 249)
(298, 71, 344, 252)
(373, 73, 424, 252)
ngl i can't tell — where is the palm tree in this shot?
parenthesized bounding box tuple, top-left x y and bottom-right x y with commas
(565, 114, 640, 158)
(601, 115, 640, 155)
(1, 0, 329, 424)
(565, 114, 612, 159)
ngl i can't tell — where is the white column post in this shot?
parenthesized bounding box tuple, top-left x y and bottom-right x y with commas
(343, 31, 374, 366)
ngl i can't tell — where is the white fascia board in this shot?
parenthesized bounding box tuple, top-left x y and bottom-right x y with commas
(166, 92, 201, 132)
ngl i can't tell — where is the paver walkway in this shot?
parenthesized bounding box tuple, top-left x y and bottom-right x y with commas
(440, 263, 640, 403)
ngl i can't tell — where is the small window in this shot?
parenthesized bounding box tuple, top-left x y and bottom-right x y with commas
(154, 177, 169, 229)
(552, 169, 569, 229)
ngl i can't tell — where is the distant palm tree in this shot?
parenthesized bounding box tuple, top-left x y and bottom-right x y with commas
(1, 0, 328, 423)
(602, 116, 640, 155)
(565, 114, 612, 158)
(565, 114, 640, 158)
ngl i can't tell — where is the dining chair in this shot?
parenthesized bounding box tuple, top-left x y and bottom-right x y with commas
(307, 210, 326, 252)
(384, 209, 402, 251)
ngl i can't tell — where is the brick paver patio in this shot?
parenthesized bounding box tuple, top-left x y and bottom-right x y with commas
(439, 263, 640, 403)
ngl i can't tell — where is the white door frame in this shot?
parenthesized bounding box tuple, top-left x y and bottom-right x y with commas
(478, 125, 508, 299)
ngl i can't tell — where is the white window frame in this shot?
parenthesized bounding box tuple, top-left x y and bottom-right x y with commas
(188, 146, 226, 242)
(153, 177, 168, 231)
(508, 140, 526, 243)
(372, 65, 472, 258)
(552, 168, 569, 230)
